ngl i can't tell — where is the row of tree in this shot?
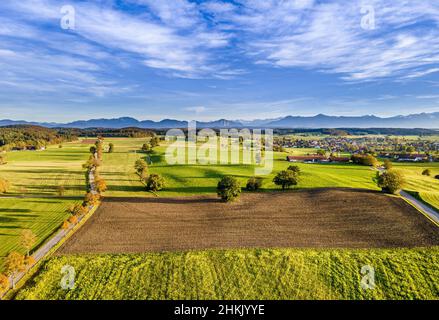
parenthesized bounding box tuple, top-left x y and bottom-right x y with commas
(135, 137, 165, 192)
(61, 140, 108, 240)
(216, 166, 302, 202)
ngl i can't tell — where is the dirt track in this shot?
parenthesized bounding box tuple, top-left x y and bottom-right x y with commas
(58, 189, 439, 254)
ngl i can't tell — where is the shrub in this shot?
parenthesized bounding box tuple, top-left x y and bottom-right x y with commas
(0, 178, 9, 193)
(246, 177, 263, 191)
(406, 146, 416, 153)
(95, 140, 104, 160)
(94, 178, 107, 193)
(351, 154, 379, 167)
(141, 143, 153, 153)
(66, 204, 87, 216)
(377, 170, 405, 194)
(61, 220, 70, 230)
(20, 229, 36, 257)
(217, 176, 241, 202)
(134, 159, 148, 179)
(4, 252, 25, 288)
(68, 215, 78, 225)
(150, 136, 160, 147)
(273, 170, 299, 190)
(422, 169, 431, 176)
(84, 192, 100, 206)
(145, 174, 165, 192)
(0, 273, 9, 295)
(24, 256, 36, 269)
(383, 159, 393, 170)
(287, 165, 301, 175)
(82, 155, 101, 169)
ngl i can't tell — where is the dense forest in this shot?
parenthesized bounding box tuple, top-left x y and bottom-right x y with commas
(0, 126, 157, 151)
(58, 127, 156, 138)
(0, 125, 77, 151)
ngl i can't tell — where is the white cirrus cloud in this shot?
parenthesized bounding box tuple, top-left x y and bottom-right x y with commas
(185, 106, 208, 113)
(0, 0, 234, 80)
(1, 0, 439, 85)
(201, 0, 439, 81)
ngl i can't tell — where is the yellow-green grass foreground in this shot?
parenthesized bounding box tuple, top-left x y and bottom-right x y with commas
(15, 247, 439, 300)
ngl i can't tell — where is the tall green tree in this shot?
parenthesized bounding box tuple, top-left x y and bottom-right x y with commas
(217, 176, 241, 202)
(273, 170, 299, 190)
(145, 174, 165, 192)
(377, 170, 405, 194)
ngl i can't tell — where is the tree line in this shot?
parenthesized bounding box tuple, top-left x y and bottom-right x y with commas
(58, 127, 156, 138)
(0, 125, 77, 151)
(135, 136, 165, 193)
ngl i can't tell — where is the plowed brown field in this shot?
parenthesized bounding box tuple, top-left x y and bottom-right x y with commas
(58, 188, 439, 254)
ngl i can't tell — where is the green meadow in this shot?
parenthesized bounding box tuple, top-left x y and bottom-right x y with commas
(0, 198, 80, 270)
(0, 143, 89, 196)
(1, 136, 438, 289)
(393, 162, 439, 210)
(100, 138, 379, 197)
(0, 143, 88, 270)
(15, 247, 439, 300)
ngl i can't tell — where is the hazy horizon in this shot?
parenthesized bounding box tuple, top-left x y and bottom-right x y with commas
(0, 110, 438, 124)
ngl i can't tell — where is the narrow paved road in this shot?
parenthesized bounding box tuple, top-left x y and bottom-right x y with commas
(375, 167, 438, 225)
(400, 190, 439, 225)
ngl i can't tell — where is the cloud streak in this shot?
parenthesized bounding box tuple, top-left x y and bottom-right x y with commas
(201, 0, 439, 81)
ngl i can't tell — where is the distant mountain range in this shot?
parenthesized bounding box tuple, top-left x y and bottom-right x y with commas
(1, 112, 439, 129)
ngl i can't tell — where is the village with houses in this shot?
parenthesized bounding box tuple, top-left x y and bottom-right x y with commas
(277, 135, 439, 164)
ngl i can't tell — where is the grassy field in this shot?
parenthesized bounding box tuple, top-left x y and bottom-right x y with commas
(14, 247, 439, 300)
(0, 138, 439, 299)
(2, 137, 438, 199)
(0, 142, 88, 270)
(0, 197, 81, 271)
(0, 143, 89, 196)
(99, 138, 379, 197)
(393, 162, 439, 210)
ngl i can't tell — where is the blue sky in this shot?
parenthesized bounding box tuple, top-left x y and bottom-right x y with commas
(0, 0, 439, 122)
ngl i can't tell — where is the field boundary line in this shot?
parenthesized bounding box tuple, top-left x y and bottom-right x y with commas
(1, 201, 101, 300)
